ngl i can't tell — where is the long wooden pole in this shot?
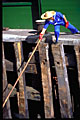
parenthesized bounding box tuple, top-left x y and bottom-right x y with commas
(3, 38, 42, 108)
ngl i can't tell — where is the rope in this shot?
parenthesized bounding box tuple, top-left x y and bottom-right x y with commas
(3, 38, 42, 108)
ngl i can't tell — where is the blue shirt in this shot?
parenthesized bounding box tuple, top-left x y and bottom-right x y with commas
(43, 12, 66, 29)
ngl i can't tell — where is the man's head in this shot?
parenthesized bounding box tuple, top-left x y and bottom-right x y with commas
(41, 11, 56, 20)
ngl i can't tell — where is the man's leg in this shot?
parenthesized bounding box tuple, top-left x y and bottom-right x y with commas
(67, 22, 80, 34)
(54, 25, 60, 43)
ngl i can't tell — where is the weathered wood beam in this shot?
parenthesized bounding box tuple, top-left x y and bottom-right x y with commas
(3, 30, 80, 45)
(14, 42, 29, 118)
(5, 59, 37, 74)
(51, 43, 73, 118)
(2, 43, 12, 119)
(74, 45, 80, 88)
(38, 43, 54, 118)
(8, 84, 41, 101)
(5, 52, 76, 74)
(5, 59, 14, 71)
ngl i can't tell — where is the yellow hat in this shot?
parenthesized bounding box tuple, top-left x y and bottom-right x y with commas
(41, 11, 56, 19)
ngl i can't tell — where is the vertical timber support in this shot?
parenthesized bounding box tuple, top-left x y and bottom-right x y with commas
(2, 43, 12, 119)
(38, 43, 54, 118)
(14, 42, 29, 118)
(51, 43, 73, 118)
(74, 45, 80, 88)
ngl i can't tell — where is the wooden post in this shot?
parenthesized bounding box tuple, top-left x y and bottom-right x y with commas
(2, 43, 12, 119)
(14, 42, 29, 118)
(74, 45, 80, 88)
(51, 43, 73, 118)
(38, 43, 54, 118)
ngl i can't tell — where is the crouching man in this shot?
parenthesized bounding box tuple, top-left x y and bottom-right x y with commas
(39, 11, 80, 43)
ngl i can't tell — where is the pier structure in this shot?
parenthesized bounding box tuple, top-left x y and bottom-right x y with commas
(2, 29, 80, 118)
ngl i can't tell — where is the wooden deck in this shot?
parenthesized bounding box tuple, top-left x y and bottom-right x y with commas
(3, 29, 80, 45)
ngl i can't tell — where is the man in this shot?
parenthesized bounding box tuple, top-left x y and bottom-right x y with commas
(39, 11, 80, 43)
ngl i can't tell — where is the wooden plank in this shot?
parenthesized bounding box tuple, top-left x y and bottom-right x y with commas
(3, 29, 80, 45)
(51, 43, 73, 118)
(74, 45, 80, 88)
(5, 54, 76, 74)
(5, 59, 14, 71)
(38, 43, 54, 118)
(2, 43, 12, 119)
(8, 84, 41, 101)
(5, 59, 37, 74)
(14, 42, 29, 118)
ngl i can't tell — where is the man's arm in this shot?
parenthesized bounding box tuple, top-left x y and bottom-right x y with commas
(39, 28, 46, 40)
(39, 20, 49, 40)
(63, 15, 69, 28)
(63, 15, 68, 23)
(41, 28, 46, 34)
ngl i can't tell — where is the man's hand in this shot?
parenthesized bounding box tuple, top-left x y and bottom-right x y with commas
(65, 21, 69, 28)
(39, 33, 43, 40)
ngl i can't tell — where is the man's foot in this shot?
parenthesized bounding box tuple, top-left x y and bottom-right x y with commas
(53, 41, 59, 45)
(76, 31, 80, 34)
